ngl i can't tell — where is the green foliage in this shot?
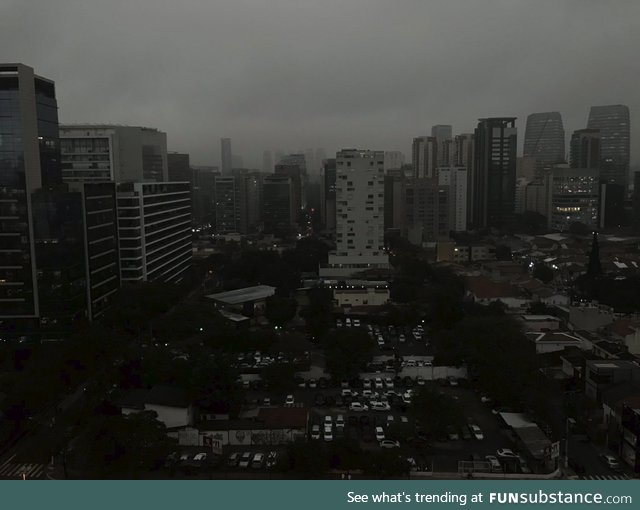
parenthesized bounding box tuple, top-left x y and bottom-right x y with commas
(69, 410, 175, 477)
(265, 295, 298, 327)
(323, 328, 374, 380)
(261, 362, 298, 392)
(409, 387, 464, 437)
(532, 263, 554, 284)
(283, 439, 329, 477)
(364, 451, 410, 478)
(301, 287, 334, 340)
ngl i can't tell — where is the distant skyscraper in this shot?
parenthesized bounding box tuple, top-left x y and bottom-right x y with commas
(438, 167, 468, 232)
(473, 117, 517, 228)
(570, 129, 600, 169)
(262, 174, 295, 236)
(315, 148, 327, 169)
(321, 159, 337, 232)
(274, 150, 285, 166)
(404, 178, 450, 243)
(587, 104, 630, 188)
(275, 154, 306, 212)
(551, 167, 600, 231)
(411, 136, 438, 179)
(523, 112, 565, 170)
(167, 152, 191, 182)
(453, 133, 475, 225)
(214, 176, 241, 234)
(220, 138, 232, 174)
(384, 151, 405, 172)
(61, 125, 168, 183)
(262, 150, 273, 173)
(431, 124, 453, 141)
(319, 149, 389, 278)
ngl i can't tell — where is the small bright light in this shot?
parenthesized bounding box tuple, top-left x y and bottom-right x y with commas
(199, 327, 203, 332)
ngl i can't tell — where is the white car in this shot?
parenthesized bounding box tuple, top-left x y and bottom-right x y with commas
(362, 389, 373, 399)
(324, 425, 333, 441)
(371, 402, 391, 412)
(284, 394, 295, 407)
(336, 415, 345, 429)
(375, 426, 385, 441)
(469, 424, 484, 440)
(486, 455, 501, 472)
(363, 379, 372, 389)
(379, 440, 400, 449)
(399, 334, 406, 343)
(384, 377, 394, 388)
(374, 378, 384, 389)
(353, 319, 361, 327)
(311, 424, 321, 439)
(193, 453, 207, 461)
(324, 415, 333, 425)
(497, 448, 517, 458)
(349, 402, 369, 412)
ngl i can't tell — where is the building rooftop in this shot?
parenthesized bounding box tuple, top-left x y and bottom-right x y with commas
(207, 285, 276, 305)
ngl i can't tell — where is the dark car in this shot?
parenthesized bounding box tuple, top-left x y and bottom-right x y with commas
(318, 377, 328, 389)
(325, 395, 336, 407)
(359, 415, 371, 427)
(348, 415, 359, 427)
(403, 376, 414, 388)
(335, 395, 344, 407)
(314, 393, 326, 406)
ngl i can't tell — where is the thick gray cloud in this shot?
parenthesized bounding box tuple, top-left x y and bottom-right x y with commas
(3, 0, 638, 168)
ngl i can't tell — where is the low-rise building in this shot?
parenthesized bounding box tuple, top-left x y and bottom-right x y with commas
(525, 331, 582, 354)
(207, 285, 276, 317)
(120, 385, 194, 429)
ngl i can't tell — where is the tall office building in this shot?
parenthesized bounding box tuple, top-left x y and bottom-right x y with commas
(550, 167, 600, 231)
(384, 151, 405, 172)
(262, 174, 295, 236)
(321, 159, 337, 232)
(438, 167, 468, 232)
(404, 178, 450, 243)
(587, 105, 630, 188)
(60, 125, 168, 183)
(116, 182, 192, 283)
(315, 148, 327, 169)
(432, 124, 453, 142)
(570, 129, 600, 169)
(453, 133, 475, 225)
(0, 64, 61, 325)
(473, 117, 518, 228)
(262, 150, 272, 173)
(523, 112, 565, 171)
(411, 136, 438, 179)
(275, 154, 306, 212)
(319, 149, 389, 278)
(167, 152, 191, 182)
(213, 176, 242, 234)
(220, 137, 232, 174)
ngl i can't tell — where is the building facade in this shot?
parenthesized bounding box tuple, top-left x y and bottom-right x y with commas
(551, 167, 600, 231)
(523, 112, 566, 172)
(473, 117, 517, 228)
(117, 182, 192, 283)
(320, 149, 389, 277)
(60, 125, 168, 183)
(587, 105, 630, 188)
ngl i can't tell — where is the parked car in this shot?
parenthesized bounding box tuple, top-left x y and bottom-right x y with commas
(193, 453, 208, 462)
(469, 424, 484, 440)
(311, 424, 321, 440)
(324, 415, 333, 425)
(285, 394, 295, 407)
(375, 426, 385, 441)
(446, 426, 459, 440)
(486, 455, 502, 472)
(314, 393, 325, 406)
(324, 425, 333, 442)
(251, 452, 265, 469)
(461, 427, 471, 440)
(349, 402, 369, 412)
(497, 448, 518, 458)
(336, 415, 345, 429)
(371, 401, 390, 412)
(239, 452, 252, 468)
(600, 454, 622, 472)
(227, 452, 240, 467)
(380, 440, 400, 449)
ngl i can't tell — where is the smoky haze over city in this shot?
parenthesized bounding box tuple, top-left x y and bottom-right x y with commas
(3, 0, 639, 167)
(3, 0, 640, 484)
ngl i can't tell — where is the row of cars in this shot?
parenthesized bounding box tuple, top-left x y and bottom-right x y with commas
(227, 451, 279, 470)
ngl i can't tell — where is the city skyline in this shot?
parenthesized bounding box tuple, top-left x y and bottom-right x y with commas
(3, 1, 638, 168)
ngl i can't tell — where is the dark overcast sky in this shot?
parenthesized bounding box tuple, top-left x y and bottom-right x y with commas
(3, 0, 638, 168)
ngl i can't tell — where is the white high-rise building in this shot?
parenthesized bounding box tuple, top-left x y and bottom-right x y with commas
(319, 149, 389, 278)
(438, 167, 468, 232)
(384, 151, 405, 172)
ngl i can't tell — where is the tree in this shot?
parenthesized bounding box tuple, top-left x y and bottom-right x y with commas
(364, 451, 411, 478)
(532, 263, 554, 284)
(568, 221, 591, 237)
(265, 295, 297, 328)
(261, 363, 297, 392)
(283, 439, 329, 478)
(409, 387, 464, 438)
(69, 411, 175, 477)
(323, 328, 374, 380)
(301, 287, 334, 340)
